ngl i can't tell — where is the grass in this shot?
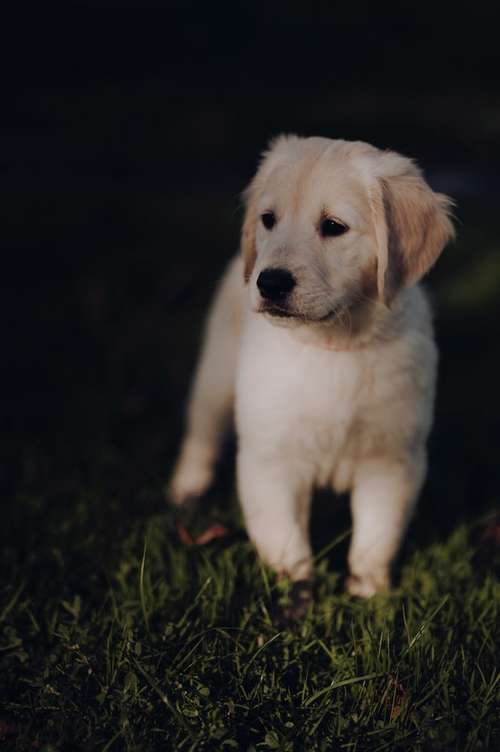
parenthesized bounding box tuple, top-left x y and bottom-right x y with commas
(2, 175, 500, 747)
(1, 477, 499, 750)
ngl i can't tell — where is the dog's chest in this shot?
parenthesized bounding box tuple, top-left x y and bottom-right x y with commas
(236, 316, 365, 477)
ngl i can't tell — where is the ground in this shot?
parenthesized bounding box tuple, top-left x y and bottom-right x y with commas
(2, 210, 500, 750)
(1, 508, 499, 752)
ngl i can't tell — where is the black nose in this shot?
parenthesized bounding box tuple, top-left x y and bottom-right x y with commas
(257, 268, 296, 301)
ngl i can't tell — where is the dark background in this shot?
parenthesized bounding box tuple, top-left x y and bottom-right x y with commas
(3, 4, 500, 536)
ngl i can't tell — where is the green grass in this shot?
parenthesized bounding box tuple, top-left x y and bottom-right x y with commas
(2, 220, 500, 750)
(1, 483, 499, 751)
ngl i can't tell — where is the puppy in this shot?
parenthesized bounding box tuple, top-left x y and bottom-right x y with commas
(169, 135, 454, 602)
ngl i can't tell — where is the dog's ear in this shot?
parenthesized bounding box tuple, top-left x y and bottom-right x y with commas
(371, 162, 455, 305)
(241, 184, 258, 283)
(241, 134, 300, 283)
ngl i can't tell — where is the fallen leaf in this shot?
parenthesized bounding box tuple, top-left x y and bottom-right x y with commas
(195, 523, 230, 545)
(176, 522, 194, 546)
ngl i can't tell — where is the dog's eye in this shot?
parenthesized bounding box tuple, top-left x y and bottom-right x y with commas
(320, 218, 348, 237)
(261, 212, 276, 230)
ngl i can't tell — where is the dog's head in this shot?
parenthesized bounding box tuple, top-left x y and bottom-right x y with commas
(241, 135, 454, 329)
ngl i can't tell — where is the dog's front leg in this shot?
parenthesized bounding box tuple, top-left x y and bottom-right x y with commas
(237, 450, 314, 582)
(347, 453, 426, 597)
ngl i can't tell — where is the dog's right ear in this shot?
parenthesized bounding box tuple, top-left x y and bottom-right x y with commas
(241, 183, 258, 283)
(241, 134, 299, 283)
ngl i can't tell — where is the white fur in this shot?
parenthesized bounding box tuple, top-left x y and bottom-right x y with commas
(169, 136, 454, 596)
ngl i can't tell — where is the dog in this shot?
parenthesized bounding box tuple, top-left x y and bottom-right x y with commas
(169, 135, 454, 610)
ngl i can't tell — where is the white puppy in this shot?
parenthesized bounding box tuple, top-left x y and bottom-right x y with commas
(170, 135, 454, 599)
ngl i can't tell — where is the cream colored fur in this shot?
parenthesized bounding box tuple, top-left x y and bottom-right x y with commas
(169, 136, 454, 597)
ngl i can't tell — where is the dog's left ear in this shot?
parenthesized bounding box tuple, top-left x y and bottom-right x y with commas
(371, 165, 455, 305)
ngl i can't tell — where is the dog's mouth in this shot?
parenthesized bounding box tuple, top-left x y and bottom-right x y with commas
(263, 305, 296, 319)
(259, 304, 338, 323)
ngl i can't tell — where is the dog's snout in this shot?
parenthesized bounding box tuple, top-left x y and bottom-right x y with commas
(257, 268, 296, 301)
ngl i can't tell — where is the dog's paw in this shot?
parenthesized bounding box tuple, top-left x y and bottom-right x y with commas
(168, 445, 215, 508)
(345, 571, 390, 598)
(168, 467, 210, 507)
